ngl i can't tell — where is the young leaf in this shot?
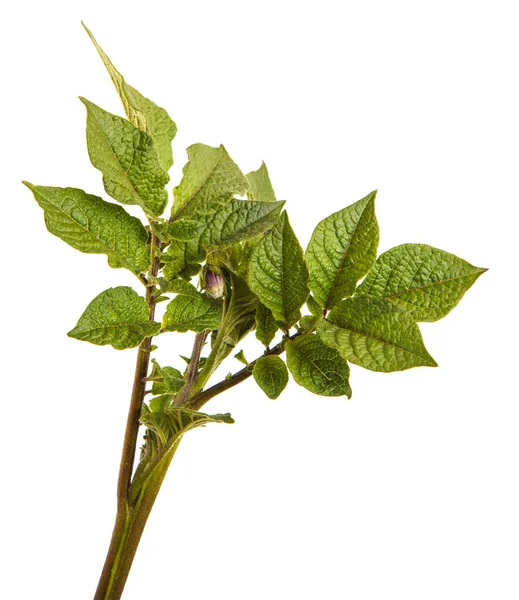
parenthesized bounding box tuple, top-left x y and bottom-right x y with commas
(356, 244, 487, 322)
(153, 220, 204, 242)
(246, 162, 277, 202)
(248, 211, 309, 328)
(68, 287, 160, 350)
(162, 292, 222, 332)
(255, 303, 278, 346)
(306, 295, 323, 317)
(234, 350, 249, 365)
(81, 98, 169, 217)
(317, 297, 437, 372)
(299, 314, 319, 332)
(285, 333, 352, 397)
(82, 23, 177, 171)
(253, 355, 289, 399)
(149, 359, 184, 394)
(306, 191, 379, 310)
(149, 394, 175, 413)
(152, 277, 200, 298)
(23, 184, 149, 275)
(171, 144, 248, 219)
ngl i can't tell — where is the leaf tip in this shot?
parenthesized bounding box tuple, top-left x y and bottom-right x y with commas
(21, 180, 34, 191)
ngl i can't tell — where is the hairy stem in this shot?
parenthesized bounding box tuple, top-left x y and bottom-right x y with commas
(172, 331, 208, 407)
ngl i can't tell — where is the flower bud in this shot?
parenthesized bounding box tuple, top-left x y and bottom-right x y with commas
(204, 267, 225, 299)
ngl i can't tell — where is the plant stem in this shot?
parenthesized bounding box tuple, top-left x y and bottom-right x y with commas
(172, 331, 208, 407)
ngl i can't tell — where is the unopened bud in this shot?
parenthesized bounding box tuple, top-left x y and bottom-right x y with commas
(204, 268, 225, 299)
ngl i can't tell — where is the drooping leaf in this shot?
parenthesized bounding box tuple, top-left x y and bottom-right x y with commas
(149, 359, 184, 394)
(191, 200, 285, 253)
(23, 183, 149, 275)
(317, 297, 437, 372)
(253, 355, 288, 399)
(255, 303, 278, 346)
(171, 144, 248, 219)
(306, 191, 379, 310)
(132, 406, 233, 501)
(356, 244, 487, 322)
(285, 334, 352, 397)
(68, 287, 160, 349)
(162, 292, 222, 332)
(83, 23, 177, 171)
(248, 211, 309, 328)
(246, 162, 277, 202)
(81, 98, 169, 217)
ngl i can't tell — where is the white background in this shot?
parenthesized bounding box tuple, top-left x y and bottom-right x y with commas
(1, 1, 517, 599)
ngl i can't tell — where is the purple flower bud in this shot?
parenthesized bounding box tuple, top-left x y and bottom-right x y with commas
(204, 268, 224, 299)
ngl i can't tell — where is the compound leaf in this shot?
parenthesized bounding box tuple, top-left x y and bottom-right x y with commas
(24, 183, 150, 275)
(68, 286, 160, 349)
(81, 98, 169, 217)
(285, 333, 352, 397)
(317, 297, 437, 372)
(306, 191, 379, 309)
(253, 355, 288, 399)
(356, 244, 487, 321)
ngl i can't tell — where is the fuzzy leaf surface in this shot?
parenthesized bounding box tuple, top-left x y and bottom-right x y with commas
(68, 287, 160, 350)
(253, 355, 288, 399)
(81, 98, 169, 216)
(24, 184, 149, 275)
(285, 333, 352, 397)
(171, 144, 248, 219)
(306, 191, 379, 309)
(83, 24, 177, 171)
(248, 212, 309, 328)
(162, 293, 222, 332)
(246, 162, 277, 202)
(317, 297, 437, 372)
(356, 244, 486, 321)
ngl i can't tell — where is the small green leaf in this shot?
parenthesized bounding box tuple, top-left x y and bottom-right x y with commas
(162, 292, 222, 332)
(285, 334, 352, 397)
(356, 244, 487, 322)
(149, 394, 174, 412)
(162, 242, 202, 280)
(234, 350, 249, 365)
(248, 211, 309, 328)
(306, 295, 322, 317)
(299, 314, 319, 332)
(68, 287, 160, 350)
(246, 162, 277, 202)
(306, 191, 379, 310)
(317, 297, 437, 372)
(153, 277, 200, 298)
(152, 220, 203, 243)
(255, 303, 278, 346)
(81, 98, 169, 217)
(24, 184, 150, 275)
(171, 144, 248, 219)
(253, 355, 288, 399)
(149, 359, 184, 394)
(83, 23, 177, 171)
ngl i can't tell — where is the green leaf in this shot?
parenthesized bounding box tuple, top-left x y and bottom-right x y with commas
(171, 144, 248, 219)
(83, 23, 177, 171)
(162, 292, 222, 332)
(285, 334, 352, 397)
(68, 287, 160, 350)
(149, 394, 174, 412)
(356, 244, 487, 322)
(81, 98, 169, 217)
(317, 297, 437, 372)
(234, 349, 249, 365)
(152, 277, 200, 298)
(253, 355, 288, 399)
(162, 242, 202, 280)
(306, 295, 322, 317)
(299, 314, 319, 332)
(246, 162, 277, 202)
(23, 184, 149, 275)
(306, 191, 379, 310)
(132, 406, 233, 501)
(190, 200, 285, 255)
(149, 359, 184, 394)
(248, 211, 309, 328)
(255, 303, 278, 346)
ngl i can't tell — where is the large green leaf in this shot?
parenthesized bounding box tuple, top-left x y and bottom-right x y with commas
(171, 144, 248, 219)
(356, 244, 487, 322)
(253, 355, 288, 399)
(306, 191, 379, 310)
(317, 297, 437, 372)
(255, 303, 278, 346)
(83, 23, 177, 171)
(68, 287, 160, 349)
(23, 184, 149, 275)
(248, 211, 309, 328)
(246, 162, 277, 202)
(132, 406, 233, 502)
(285, 333, 352, 397)
(81, 98, 169, 217)
(162, 292, 222, 332)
